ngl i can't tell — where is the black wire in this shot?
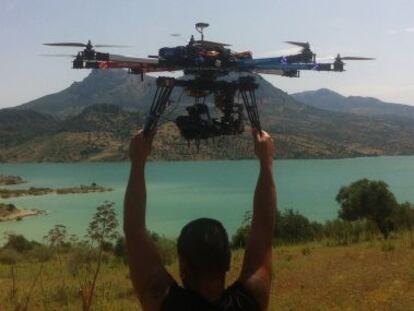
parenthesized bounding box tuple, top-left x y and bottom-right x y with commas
(145, 85, 174, 133)
(159, 89, 185, 124)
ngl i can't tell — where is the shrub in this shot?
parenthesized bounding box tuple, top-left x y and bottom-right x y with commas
(391, 202, 414, 231)
(301, 246, 311, 256)
(275, 209, 324, 244)
(154, 236, 176, 265)
(27, 245, 54, 262)
(231, 225, 250, 249)
(67, 247, 100, 276)
(323, 219, 369, 245)
(0, 248, 21, 265)
(115, 234, 176, 265)
(114, 237, 127, 263)
(3, 233, 39, 252)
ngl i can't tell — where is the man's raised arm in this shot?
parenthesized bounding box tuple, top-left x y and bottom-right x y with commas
(239, 129, 276, 310)
(124, 130, 173, 310)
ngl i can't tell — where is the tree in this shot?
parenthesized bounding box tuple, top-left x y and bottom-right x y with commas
(336, 179, 398, 239)
(82, 201, 119, 311)
(275, 209, 323, 243)
(44, 224, 67, 247)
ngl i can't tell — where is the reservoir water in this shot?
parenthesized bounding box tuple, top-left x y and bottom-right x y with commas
(1, 157, 414, 241)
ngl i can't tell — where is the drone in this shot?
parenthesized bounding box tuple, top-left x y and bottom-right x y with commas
(44, 23, 374, 145)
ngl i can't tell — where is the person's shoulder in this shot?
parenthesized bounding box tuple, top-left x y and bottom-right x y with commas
(141, 270, 176, 311)
(161, 283, 213, 311)
(220, 281, 262, 310)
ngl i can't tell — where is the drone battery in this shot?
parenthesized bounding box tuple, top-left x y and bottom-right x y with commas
(159, 46, 187, 65)
(96, 52, 110, 61)
(84, 62, 99, 69)
(317, 64, 332, 71)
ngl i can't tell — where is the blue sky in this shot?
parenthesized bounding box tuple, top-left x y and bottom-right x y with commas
(1, 0, 413, 108)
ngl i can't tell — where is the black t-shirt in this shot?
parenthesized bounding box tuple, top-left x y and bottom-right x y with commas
(161, 281, 261, 311)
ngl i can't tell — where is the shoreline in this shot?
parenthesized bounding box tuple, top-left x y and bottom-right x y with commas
(0, 174, 26, 185)
(0, 185, 113, 199)
(0, 207, 45, 222)
(2, 154, 413, 165)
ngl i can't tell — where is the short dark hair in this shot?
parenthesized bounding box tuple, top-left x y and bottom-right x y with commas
(177, 218, 231, 276)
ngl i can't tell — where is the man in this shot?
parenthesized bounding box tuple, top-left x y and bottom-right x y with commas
(124, 128, 276, 311)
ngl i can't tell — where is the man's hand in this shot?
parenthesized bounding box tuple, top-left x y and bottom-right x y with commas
(129, 129, 156, 166)
(252, 129, 275, 166)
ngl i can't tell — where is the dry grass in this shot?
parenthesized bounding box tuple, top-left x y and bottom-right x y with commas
(0, 234, 413, 310)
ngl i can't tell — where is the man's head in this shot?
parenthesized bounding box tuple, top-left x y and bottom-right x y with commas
(177, 218, 231, 285)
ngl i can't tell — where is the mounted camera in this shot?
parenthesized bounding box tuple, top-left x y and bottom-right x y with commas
(175, 102, 244, 142)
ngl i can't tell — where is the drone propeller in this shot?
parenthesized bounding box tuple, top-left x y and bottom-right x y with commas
(329, 54, 375, 72)
(40, 53, 77, 58)
(43, 42, 87, 47)
(43, 41, 131, 48)
(340, 56, 375, 61)
(285, 41, 315, 62)
(318, 54, 375, 61)
(285, 41, 311, 49)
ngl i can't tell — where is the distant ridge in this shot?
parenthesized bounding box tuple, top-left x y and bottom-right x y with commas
(292, 88, 414, 119)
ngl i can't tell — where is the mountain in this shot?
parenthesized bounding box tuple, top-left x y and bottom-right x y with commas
(18, 70, 158, 117)
(292, 88, 414, 119)
(2, 71, 414, 162)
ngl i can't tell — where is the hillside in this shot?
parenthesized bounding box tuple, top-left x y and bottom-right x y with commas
(292, 88, 414, 119)
(2, 101, 414, 162)
(0, 109, 58, 147)
(18, 70, 158, 117)
(2, 70, 414, 162)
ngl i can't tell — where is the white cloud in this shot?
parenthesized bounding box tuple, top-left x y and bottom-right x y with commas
(405, 27, 414, 33)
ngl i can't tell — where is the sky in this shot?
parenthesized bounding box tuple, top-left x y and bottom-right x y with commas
(1, 0, 413, 108)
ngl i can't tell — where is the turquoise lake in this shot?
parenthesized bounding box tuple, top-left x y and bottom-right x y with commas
(1, 157, 414, 242)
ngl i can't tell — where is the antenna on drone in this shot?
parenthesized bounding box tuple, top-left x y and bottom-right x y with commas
(195, 22, 209, 41)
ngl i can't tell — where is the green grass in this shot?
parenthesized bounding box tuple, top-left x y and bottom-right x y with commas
(1, 233, 413, 310)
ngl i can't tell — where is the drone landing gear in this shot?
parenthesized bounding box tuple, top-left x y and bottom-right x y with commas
(143, 77, 175, 135)
(143, 76, 261, 146)
(239, 80, 261, 132)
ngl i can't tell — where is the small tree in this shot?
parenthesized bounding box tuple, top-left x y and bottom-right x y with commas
(82, 201, 118, 311)
(336, 179, 398, 239)
(44, 224, 67, 247)
(44, 224, 67, 264)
